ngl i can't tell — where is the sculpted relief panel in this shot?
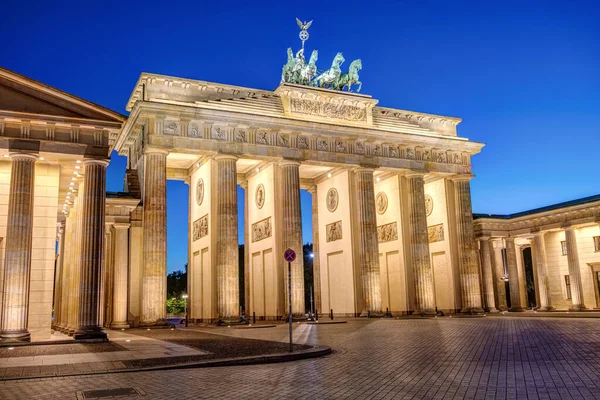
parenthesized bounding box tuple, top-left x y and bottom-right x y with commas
(425, 194, 434, 216)
(326, 221, 343, 242)
(326, 188, 339, 212)
(289, 98, 367, 122)
(193, 214, 209, 242)
(196, 178, 204, 206)
(252, 217, 272, 243)
(377, 222, 398, 243)
(376, 192, 388, 215)
(255, 184, 265, 209)
(428, 223, 444, 243)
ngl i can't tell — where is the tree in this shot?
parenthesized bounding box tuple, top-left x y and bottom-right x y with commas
(167, 264, 187, 298)
(303, 243, 314, 313)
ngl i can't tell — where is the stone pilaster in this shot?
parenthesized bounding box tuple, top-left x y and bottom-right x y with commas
(111, 223, 130, 328)
(0, 153, 37, 343)
(452, 176, 484, 313)
(75, 159, 109, 341)
(279, 160, 305, 316)
(564, 227, 585, 310)
(478, 237, 497, 312)
(491, 240, 508, 311)
(405, 172, 435, 314)
(58, 216, 72, 331)
(505, 237, 523, 311)
(53, 224, 65, 329)
(355, 168, 382, 315)
(141, 148, 168, 326)
(532, 232, 552, 310)
(215, 154, 240, 320)
(308, 186, 322, 314)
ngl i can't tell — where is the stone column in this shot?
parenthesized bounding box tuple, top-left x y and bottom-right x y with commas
(0, 153, 37, 343)
(491, 241, 508, 311)
(59, 216, 73, 331)
(505, 237, 523, 311)
(111, 223, 130, 328)
(101, 224, 113, 327)
(355, 168, 382, 315)
(241, 181, 250, 316)
(308, 186, 322, 314)
(67, 180, 84, 335)
(478, 237, 497, 312)
(280, 160, 305, 316)
(75, 159, 108, 341)
(53, 224, 66, 330)
(215, 154, 240, 320)
(452, 176, 484, 313)
(405, 172, 435, 314)
(532, 232, 552, 310)
(565, 227, 585, 310)
(141, 148, 168, 326)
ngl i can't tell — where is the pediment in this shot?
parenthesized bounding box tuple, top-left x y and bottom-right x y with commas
(0, 67, 125, 123)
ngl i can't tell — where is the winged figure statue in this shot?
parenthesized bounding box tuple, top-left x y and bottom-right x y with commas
(296, 18, 313, 31)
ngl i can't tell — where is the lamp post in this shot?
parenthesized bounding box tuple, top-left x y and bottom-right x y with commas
(182, 294, 188, 327)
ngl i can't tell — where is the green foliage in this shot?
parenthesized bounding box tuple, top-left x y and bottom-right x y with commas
(166, 296, 186, 315)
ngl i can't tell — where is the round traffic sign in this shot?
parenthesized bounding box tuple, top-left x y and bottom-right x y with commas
(284, 248, 296, 262)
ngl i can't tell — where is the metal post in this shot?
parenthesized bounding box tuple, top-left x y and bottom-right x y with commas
(288, 261, 293, 352)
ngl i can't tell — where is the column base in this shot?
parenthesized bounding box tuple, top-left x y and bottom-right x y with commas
(139, 319, 170, 328)
(217, 316, 248, 326)
(110, 322, 131, 329)
(360, 311, 384, 318)
(537, 306, 554, 311)
(509, 306, 525, 312)
(74, 328, 108, 342)
(486, 307, 499, 313)
(0, 329, 31, 344)
(461, 307, 485, 314)
(569, 305, 586, 311)
(412, 309, 437, 316)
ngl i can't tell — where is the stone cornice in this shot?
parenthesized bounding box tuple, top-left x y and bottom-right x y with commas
(474, 200, 600, 238)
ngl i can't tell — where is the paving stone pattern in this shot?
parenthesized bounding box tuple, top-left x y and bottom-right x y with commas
(3, 317, 600, 399)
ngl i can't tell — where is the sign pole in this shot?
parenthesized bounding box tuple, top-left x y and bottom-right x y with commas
(288, 260, 293, 353)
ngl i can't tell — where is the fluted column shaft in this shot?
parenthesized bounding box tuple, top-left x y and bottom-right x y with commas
(215, 155, 240, 320)
(405, 173, 435, 314)
(478, 238, 497, 312)
(75, 159, 108, 341)
(67, 183, 84, 334)
(111, 223, 130, 328)
(491, 242, 508, 310)
(280, 161, 305, 316)
(141, 149, 168, 326)
(0, 154, 37, 343)
(355, 169, 382, 314)
(59, 215, 73, 330)
(53, 225, 66, 329)
(505, 237, 523, 311)
(308, 186, 322, 314)
(452, 176, 483, 313)
(241, 181, 250, 315)
(565, 227, 585, 310)
(533, 232, 552, 310)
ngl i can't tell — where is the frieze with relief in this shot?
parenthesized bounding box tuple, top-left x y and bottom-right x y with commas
(193, 214, 209, 241)
(252, 217, 272, 242)
(235, 129, 247, 142)
(277, 133, 289, 147)
(326, 220, 343, 242)
(377, 222, 398, 243)
(163, 121, 179, 136)
(298, 135, 309, 149)
(428, 223, 444, 243)
(212, 126, 227, 140)
(289, 98, 367, 122)
(256, 131, 268, 144)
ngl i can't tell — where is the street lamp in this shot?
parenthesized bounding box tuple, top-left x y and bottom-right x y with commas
(181, 294, 188, 327)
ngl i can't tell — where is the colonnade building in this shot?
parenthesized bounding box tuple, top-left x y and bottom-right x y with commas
(1, 67, 597, 343)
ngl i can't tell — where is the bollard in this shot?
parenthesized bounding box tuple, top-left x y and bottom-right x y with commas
(315, 309, 319, 321)
(253, 312, 256, 324)
(330, 309, 334, 320)
(367, 310, 371, 319)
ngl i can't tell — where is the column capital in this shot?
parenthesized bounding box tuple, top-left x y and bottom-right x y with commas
(478, 235, 491, 241)
(404, 170, 427, 179)
(83, 157, 110, 167)
(9, 152, 38, 161)
(306, 185, 317, 195)
(113, 222, 131, 230)
(214, 153, 238, 162)
(144, 147, 169, 156)
(278, 159, 301, 167)
(450, 174, 475, 182)
(355, 167, 376, 175)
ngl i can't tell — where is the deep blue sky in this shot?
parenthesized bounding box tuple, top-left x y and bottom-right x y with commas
(2, 1, 598, 273)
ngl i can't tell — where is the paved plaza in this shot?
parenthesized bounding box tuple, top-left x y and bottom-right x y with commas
(2, 317, 600, 399)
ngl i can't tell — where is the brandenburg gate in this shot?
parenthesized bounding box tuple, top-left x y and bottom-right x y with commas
(113, 69, 485, 324)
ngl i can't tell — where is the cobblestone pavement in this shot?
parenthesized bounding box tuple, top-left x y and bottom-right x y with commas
(3, 317, 600, 399)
